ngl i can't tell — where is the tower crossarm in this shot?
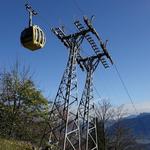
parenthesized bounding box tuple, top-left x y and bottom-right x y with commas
(74, 17, 113, 68)
(52, 26, 87, 50)
(83, 16, 113, 65)
(62, 29, 90, 40)
(51, 27, 71, 48)
(77, 53, 104, 72)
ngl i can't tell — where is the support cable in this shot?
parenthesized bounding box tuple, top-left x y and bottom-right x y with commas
(72, 0, 146, 119)
(113, 63, 138, 114)
(71, 0, 85, 15)
(93, 60, 147, 139)
(112, 60, 148, 138)
(23, 0, 53, 28)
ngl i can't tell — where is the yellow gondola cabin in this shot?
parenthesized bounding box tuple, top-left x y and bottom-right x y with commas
(20, 25, 46, 51)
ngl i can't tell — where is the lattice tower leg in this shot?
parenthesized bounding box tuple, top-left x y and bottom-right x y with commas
(45, 42, 81, 150)
(78, 58, 98, 150)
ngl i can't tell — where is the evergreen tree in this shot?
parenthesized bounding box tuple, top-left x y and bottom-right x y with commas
(0, 63, 49, 145)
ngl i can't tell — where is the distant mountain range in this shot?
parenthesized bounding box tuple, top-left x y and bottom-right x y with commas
(123, 112, 150, 140)
(111, 112, 150, 150)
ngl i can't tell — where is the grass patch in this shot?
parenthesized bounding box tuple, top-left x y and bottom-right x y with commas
(0, 138, 33, 150)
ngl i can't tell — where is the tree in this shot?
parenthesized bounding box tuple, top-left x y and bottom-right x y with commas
(0, 62, 49, 145)
(108, 105, 135, 150)
(95, 100, 135, 150)
(95, 100, 114, 150)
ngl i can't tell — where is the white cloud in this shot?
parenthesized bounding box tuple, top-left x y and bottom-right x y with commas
(124, 101, 150, 115)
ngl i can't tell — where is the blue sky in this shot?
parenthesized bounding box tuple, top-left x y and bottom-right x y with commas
(1, 0, 150, 113)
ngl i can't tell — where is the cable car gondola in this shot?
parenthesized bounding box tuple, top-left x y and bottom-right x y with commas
(20, 4, 46, 51)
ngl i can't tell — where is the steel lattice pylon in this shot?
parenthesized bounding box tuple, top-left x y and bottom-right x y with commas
(40, 26, 85, 150)
(41, 16, 113, 150)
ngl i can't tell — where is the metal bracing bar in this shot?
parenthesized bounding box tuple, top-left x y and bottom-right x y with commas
(66, 137, 76, 150)
(91, 147, 97, 150)
(67, 128, 79, 135)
